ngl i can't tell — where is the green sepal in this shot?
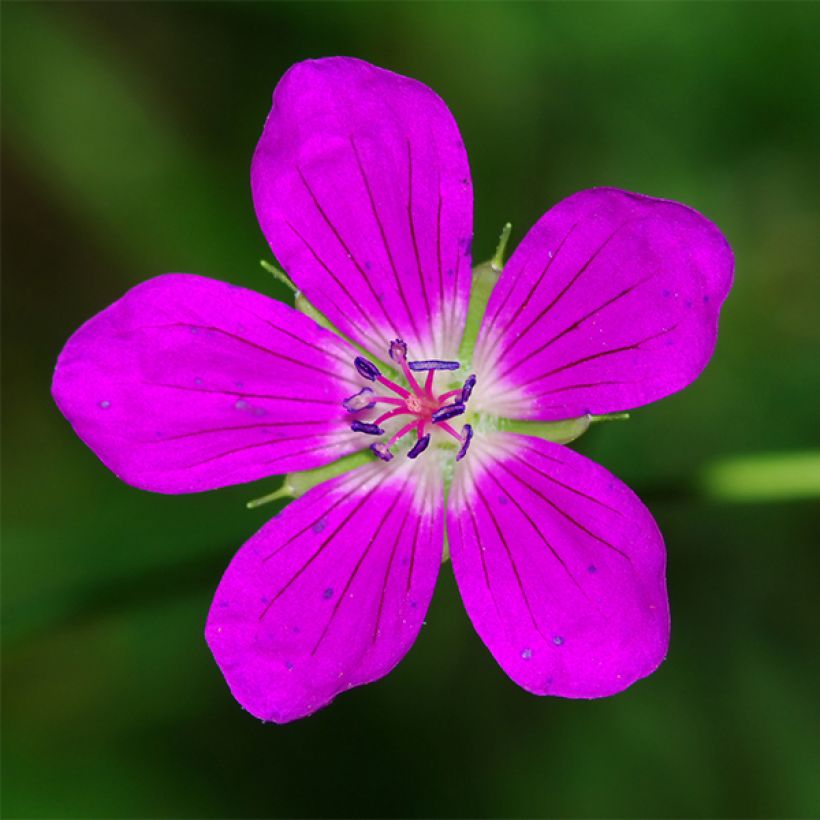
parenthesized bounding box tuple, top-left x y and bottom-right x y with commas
(458, 260, 500, 364)
(295, 291, 339, 336)
(498, 412, 631, 445)
(458, 223, 512, 364)
(441, 531, 450, 564)
(246, 450, 373, 509)
(499, 415, 592, 444)
(260, 259, 297, 294)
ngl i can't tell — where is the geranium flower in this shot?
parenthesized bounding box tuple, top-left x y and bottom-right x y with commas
(51, 57, 733, 723)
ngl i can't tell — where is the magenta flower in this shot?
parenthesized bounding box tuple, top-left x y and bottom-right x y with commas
(52, 57, 733, 723)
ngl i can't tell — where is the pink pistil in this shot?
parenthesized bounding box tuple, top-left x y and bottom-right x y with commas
(347, 340, 476, 460)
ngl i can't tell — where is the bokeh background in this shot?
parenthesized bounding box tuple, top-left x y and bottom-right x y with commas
(3, 2, 819, 818)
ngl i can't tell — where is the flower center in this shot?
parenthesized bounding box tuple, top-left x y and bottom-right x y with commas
(342, 338, 475, 463)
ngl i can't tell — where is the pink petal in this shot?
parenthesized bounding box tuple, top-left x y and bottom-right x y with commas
(252, 57, 473, 361)
(473, 188, 733, 419)
(206, 456, 444, 722)
(52, 274, 367, 493)
(448, 432, 669, 698)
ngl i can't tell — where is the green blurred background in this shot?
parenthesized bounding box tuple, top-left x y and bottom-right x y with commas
(3, 2, 819, 817)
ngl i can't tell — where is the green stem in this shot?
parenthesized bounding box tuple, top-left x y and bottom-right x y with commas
(246, 485, 293, 510)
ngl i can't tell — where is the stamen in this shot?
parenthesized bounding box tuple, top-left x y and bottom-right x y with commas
(371, 442, 393, 462)
(436, 388, 462, 402)
(461, 374, 476, 404)
(351, 420, 384, 436)
(376, 374, 410, 399)
(437, 421, 464, 442)
(389, 338, 408, 363)
(374, 407, 409, 426)
(456, 424, 474, 461)
(348, 344, 476, 465)
(354, 356, 381, 381)
(408, 359, 461, 372)
(431, 403, 466, 423)
(342, 387, 375, 412)
(387, 421, 419, 447)
(407, 434, 431, 460)
(390, 340, 423, 394)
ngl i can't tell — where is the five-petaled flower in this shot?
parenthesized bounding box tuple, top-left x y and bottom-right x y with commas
(52, 57, 733, 723)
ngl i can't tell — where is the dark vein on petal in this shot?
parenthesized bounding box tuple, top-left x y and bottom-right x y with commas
(496, 460, 632, 563)
(480, 267, 520, 344)
(133, 323, 357, 386)
(265, 320, 354, 370)
(532, 380, 628, 397)
(231, 299, 355, 371)
(236, 301, 355, 371)
(464, 500, 493, 597)
(492, 222, 577, 347)
(258, 438, 362, 467)
(184, 431, 344, 468)
(311, 476, 413, 654)
(373, 499, 416, 643)
(349, 135, 422, 344)
(406, 140, 433, 333)
(473, 480, 548, 640)
(150, 419, 336, 443)
(285, 215, 389, 351)
(448, 245, 462, 350)
(483, 468, 589, 596)
(436, 189, 444, 334)
(499, 227, 624, 367)
(520, 325, 679, 388)
(260, 485, 376, 620)
(511, 447, 624, 516)
(261, 477, 368, 567)
(462, 462, 496, 603)
(500, 275, 654, 381)
(405, 508, 424, 594)
(142, 382, 341, 404)
(295, 166, 397, 336)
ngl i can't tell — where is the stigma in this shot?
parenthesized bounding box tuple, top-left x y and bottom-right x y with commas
(342, 339, 475, 462)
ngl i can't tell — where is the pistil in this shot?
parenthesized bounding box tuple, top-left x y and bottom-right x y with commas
(342, 338, 476, 461)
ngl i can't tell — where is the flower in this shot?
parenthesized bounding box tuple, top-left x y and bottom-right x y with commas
(51, 57, 733, 724)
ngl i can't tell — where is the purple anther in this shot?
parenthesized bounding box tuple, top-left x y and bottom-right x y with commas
(406, 434, 431, 460)
(389, 338, 408, 364)
(371, 442, 393, 462)
(461, 374, 477, 404)
(342, 387, 375, 413)
(431, 403, 466, 423)
(351, 420, 384, 436)
(354, 356, 381, 381)
(408, 359, 461, 372)
(456, 424, 474, 462)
